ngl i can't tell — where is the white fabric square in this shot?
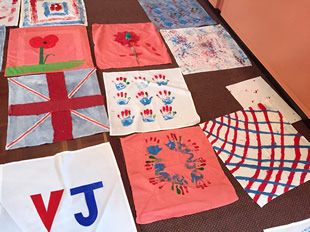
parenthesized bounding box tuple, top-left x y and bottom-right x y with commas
(0, 143, 136, 232)
(226, 76, 301, 123)
(103, 68, 200, 135)
(264, 218, 310, 232)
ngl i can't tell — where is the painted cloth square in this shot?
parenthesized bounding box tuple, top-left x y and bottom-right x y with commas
(103, 68, 200, 136)
(0, 26, 5, 71)
(137, 0, 216, 29)
(0, 143, 136, 232)
(6, 68, 110, 150)
(200, 103, 310, 207)
(161, 24, 251, 75)
(226, 76, 301, 124)
(120, 126, 238, 224)
(0, 0, 21, 26)
(264, 218, 310, 232)
(20, 0, 87, 27)
(5, 25, 93, 77)
(92, 23, 172, 69)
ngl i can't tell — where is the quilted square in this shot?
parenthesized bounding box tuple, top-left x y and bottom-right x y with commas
(103, 68, 200, 135)
(137, 0, 216, 29)
(92, 23, 172, 69)
(121, 126, 238, 224)
(161, 24, 252, 75)
(200, 103, 310, 207)
(6, 68, 110, 150)
(0, 0, 21, 26)
(5, 25, 93, 77)
(20, 0, 87, 27)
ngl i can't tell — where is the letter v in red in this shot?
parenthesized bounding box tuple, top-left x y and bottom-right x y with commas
(30, 189, 64, 232)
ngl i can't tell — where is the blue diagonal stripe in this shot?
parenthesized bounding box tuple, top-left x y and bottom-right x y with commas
(225, 163, 310, 173)
(245, 188, 278, 197)
(214, 146, 310, 165)
(243, 109, 280, 114)
(211, 119, 301, 137)
(223, 115, 290, 125)
(235, 176, 296, 188)
(204, 130, 310, 149)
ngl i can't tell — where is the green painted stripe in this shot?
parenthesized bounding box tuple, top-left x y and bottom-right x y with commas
(5, 60, 85, 76)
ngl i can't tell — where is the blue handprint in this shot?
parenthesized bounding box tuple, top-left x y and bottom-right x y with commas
(160, 105, 177, 120)
(115, 92, 131, 105)
(191, 169, 208, 189)
(156, 90, 175, 105)
(152, 74, 169, 86)
(134, 76, 150, 90)
(136, 91, 153, 106)
(117, 110, 135, 127)
(146, 136, 162, 155)
(113, 77, 130, 91)
(141, 109, 156, 122)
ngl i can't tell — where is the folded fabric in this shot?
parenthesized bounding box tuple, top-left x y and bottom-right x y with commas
(20, 0, 87, 27)
(103, 68, 200, 135)
(0, 143, 137, 232)
(121, 126, 238, 224)
(137, 0, 216, 29)
(5, 25, 93, 76)
(92, 23, 171, 69)
(161, 24, 251, 75)
(6, 68, 109, 150)
(226, 76, 301, 123)
(0, 26, 5, 71)
(200, 103, 310, 207)
(0, 0, 21, 26)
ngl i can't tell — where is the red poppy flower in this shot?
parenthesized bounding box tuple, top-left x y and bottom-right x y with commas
(29, 35, 59, 49)
(50, 3, 62, 11)
(114, 31, 140, 47)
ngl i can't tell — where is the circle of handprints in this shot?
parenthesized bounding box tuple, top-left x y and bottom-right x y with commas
(145, 133, 209, 195)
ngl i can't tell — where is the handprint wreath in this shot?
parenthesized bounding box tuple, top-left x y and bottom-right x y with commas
(145, 134, 210, 195)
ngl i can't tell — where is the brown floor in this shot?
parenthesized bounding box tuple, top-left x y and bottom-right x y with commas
(0, 0, 309, 231)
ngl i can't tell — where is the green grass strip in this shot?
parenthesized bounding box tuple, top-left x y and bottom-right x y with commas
(5, 60, 85, 76)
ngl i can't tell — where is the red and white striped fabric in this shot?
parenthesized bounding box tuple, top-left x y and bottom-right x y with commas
(200, 103, 310, 207)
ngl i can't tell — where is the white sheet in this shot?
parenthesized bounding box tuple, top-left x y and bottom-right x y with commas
(103, 68, 200, 135)
(226, 76, 301, 123)
(0, 143, 136, 232)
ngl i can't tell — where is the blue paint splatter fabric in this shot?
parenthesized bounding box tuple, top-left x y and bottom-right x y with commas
(137, 0, 216, 29)
(161, 25, 252, 74)
(0, 26, 5, 71)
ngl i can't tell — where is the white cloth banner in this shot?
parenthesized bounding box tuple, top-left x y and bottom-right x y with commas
(226, 76, 301, 123)
(264, 218, 310, 232)
(103, 68, 200, 135)
(0, 143, 136, 232)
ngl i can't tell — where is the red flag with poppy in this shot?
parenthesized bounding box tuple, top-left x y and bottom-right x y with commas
(5, 25, 94, 77)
